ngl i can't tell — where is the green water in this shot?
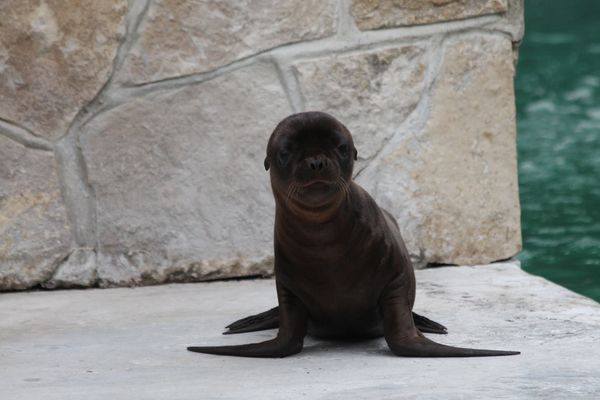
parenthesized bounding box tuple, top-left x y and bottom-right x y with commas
(516, 0, 600, 302)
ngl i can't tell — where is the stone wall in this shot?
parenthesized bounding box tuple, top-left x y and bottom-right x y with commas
(0, 0, 523, 290)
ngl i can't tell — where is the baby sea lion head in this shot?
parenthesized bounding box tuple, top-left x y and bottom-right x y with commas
(264, 111, 358, 209)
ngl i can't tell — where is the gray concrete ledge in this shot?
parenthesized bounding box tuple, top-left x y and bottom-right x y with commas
(1, 261, 599, 399)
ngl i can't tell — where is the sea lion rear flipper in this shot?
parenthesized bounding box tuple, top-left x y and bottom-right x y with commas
(223, 307, 279, 334)
(225, 306, 448, 335)
(412, 312, 447, 334)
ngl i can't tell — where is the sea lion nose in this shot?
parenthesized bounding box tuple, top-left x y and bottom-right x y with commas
(307, 156, 328, 171)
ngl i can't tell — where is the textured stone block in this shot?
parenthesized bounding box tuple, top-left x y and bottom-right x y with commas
(80, 62, 292, 285)
(356, 34, 521, 265)
(0, 137, 71, 290)
(294, 45, 427, 167)
(0, 0, 127, 138)
(351, 0, 507, 30)
(120, 0, 337, 84)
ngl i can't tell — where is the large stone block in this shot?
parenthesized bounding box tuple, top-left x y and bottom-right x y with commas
(0, 137, 71, 290)
(293, 45, 427, 168)
(0, 0, 127, 138)
(356, 34, 521, 265)
(80, 62, 292, 286)
(351, 0, 507, 30)
(120, 0, 337, 84)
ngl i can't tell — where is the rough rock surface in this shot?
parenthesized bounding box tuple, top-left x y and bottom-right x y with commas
(357, 33, 521, 265)
(119, 0, 337, 84)
(0, 0, 127, 138)
(351, 0, 507, 30)
(294, 45, 427, 168)
(80, 62, 291, 286)
(0, 136, 71, 290)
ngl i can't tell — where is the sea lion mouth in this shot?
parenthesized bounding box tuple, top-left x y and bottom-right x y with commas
(302, 180, 333, 189)
(281, 179, 341, 210)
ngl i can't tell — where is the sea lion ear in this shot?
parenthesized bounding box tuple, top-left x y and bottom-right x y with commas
(264, 156, 270, 171)
(354, 148, 358, 161)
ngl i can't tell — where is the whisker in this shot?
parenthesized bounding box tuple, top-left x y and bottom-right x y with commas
(293, 183, 301, 202)
(337, 176, 349, 199)
(285, 183, 295, 209)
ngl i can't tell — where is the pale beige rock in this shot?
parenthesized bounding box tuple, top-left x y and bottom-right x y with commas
(294, 45, 427, 166)
(0, 0, 127, 138)
(120, 0, 337, 84)
(351, 0, 507, 30)
(80, 62, 292, 285)
(0, 136, 71, 290)
(357, 34, 521, 265)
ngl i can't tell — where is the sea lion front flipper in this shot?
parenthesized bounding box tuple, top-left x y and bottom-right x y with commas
(381, 291, 519, 357)
(188, 283, 308, 358)
(385, 334, 520, 357)
(187, 337, 301, 358)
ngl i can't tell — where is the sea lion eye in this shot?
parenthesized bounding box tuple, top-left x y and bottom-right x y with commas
(337, 144, 349, 157)
(278, 150, 291, 166)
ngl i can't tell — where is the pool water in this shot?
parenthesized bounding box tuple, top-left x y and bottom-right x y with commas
(516, 0, 600, 301)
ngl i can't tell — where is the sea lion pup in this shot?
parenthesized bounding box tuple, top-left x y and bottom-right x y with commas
(188, 111, 519, 358)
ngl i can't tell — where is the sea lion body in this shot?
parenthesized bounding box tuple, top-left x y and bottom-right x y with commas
(188, 112, 519, 358)
(276, 183, 402, 339)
